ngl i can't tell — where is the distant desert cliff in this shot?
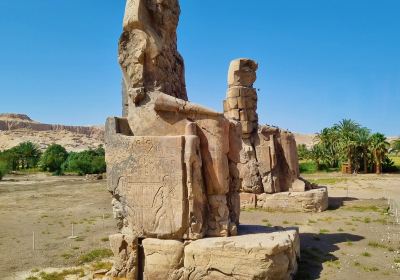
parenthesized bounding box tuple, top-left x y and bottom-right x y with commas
(0, 113, 104, 152)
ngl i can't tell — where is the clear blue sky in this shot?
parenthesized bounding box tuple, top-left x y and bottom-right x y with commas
(0, 0, 399, 135)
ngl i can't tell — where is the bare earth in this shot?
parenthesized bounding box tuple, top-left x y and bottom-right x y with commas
(0, 174, 115, 279)
(0, 173, 400, 279)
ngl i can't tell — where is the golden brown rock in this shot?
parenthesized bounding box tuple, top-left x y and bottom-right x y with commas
(105, 1, 307, 278)
(227, 59, 258, 87)
(223, 59, 314, 197)
(142, 239, 184, 280)
(108, 234, 138, 280)
(182, 231, 300, 280)
(120, 0, 187, 101)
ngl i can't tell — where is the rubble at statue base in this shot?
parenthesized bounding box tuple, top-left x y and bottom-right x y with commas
(104, 1, 326, 279)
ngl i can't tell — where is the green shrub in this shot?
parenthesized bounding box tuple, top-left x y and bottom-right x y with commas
(0, 142, 41, 171)
(63, 146, 105, 175)
(297, 144, 310, 160)
(25, 277, 39, 280)
(390, 155, 400, 169)
(16, 142, 42, 169)
(391, 140, 400, 155)
(361, 252, 371, 257)
(299, 160, 318, 173)
(382, 156, 399, 172)
(0, 150, 15, 170)
(78, 248, 113, 264)
(39, 144, 68, 175)
(299, 160, 339, 174)
(0, 160, 9, 180)
(92, 261, 113, 270)
(38, 269, 84, 280)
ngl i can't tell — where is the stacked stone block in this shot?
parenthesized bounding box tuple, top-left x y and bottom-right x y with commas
(222, 59, 328, 216)
(224, 59, 258, 138)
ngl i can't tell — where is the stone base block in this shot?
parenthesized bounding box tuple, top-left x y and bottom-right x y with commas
(107, 230, 300, 280)
(143, 239, 184, 280)
(178, 230, 300, 280)
(239, 192, 257, 209)
(256, 188, 328, 212)
(108, 233, 137, 279)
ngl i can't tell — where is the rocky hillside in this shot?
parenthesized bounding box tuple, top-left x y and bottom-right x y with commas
(292, 133, 316, 148)
(0, 114, 104, 152)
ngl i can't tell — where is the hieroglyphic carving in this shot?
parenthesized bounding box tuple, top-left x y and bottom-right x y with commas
(118, 174, 180, 237)
(108, 136, 188, 239)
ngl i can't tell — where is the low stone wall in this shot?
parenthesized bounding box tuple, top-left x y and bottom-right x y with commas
(241, 188, 329, 212)
(108, 230, 300, 280)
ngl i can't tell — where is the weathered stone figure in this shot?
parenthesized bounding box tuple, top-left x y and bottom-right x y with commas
(105, 1, 301, 279)
(120, 0, 187, 109)
(110, 0, 238, 241)
(224, 59, 328, 212)
(223, 59, 301, 194)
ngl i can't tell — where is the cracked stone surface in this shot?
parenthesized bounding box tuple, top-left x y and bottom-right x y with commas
(105, 1, 302, 279)
(170, 230, 300, 280)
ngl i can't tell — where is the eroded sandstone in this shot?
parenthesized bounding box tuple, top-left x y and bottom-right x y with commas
(105, 1, 303, 279)
(258, 187, 329, 213)
(174, 230, 300, 280)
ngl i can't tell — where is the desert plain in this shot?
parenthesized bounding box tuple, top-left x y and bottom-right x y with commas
(0, 172, 399, 280)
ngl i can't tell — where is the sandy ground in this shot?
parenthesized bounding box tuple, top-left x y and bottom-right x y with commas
(0, 173, 400, 279)
(0, 174, 115, 279)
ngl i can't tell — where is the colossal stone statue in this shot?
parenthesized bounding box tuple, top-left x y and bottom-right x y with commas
(105, 1, 304, 279)
(107, 0, 239, 263)
(223, 59, 328, 213)
(224, 58, 308, 194)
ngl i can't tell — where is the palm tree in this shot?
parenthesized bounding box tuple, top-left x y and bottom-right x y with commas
(309, 144, 324, 170)
(15, 142, 41, 169)
(369, 133, 389, 174)
(334, 119, 361, 172)
(355, 127, 371, 173)
(315, 127, 341, 168)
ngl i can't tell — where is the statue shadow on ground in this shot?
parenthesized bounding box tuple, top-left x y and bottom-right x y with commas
(237, 224, 278, 235)
(328, 196, 359, 210)
(295, 232, 364, 280)
(237, 225, 364, 280)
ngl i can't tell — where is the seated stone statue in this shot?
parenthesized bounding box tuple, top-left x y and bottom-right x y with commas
(105, 1, 304, 279)
(223, 58, 311, 195)
(107, 0, 239, 246)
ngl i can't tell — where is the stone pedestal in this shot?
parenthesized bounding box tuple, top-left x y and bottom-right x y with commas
(181, 230, 300, 280)
(241, 188, 329, 213)
(108, 230, 299, 280)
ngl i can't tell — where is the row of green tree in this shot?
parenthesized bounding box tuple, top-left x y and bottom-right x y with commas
(392, 139, 400, 156)
(298, 119, 398, 174)
(0, 142, 106, 180)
